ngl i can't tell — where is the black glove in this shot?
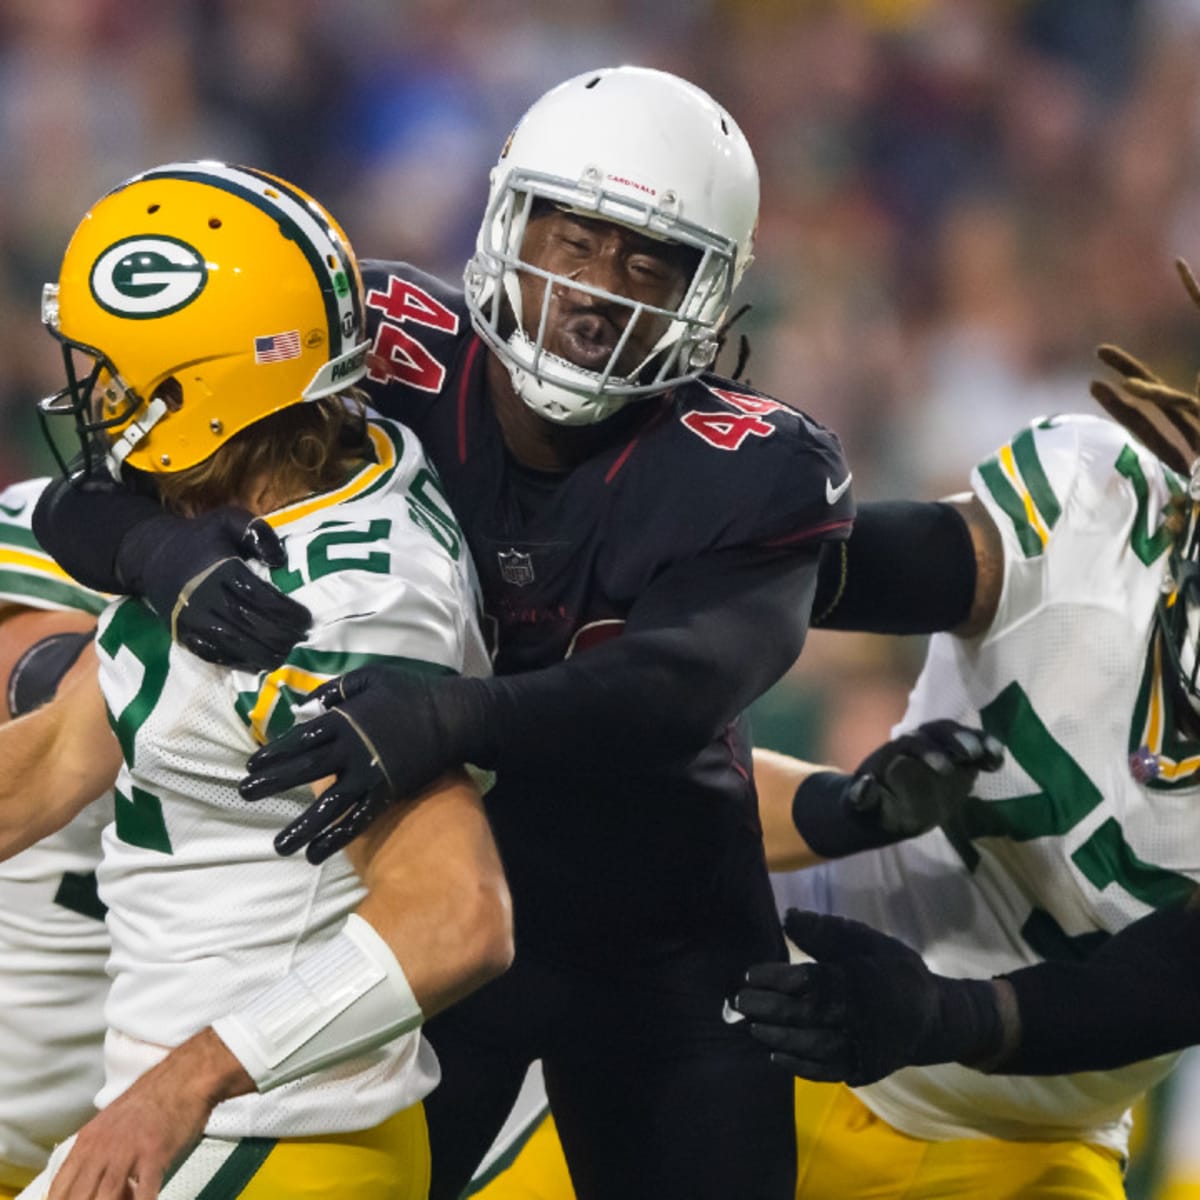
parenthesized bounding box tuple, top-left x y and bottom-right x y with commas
(734, 909, 1005, 1085)
(791, 719, 1004, 859)
(239, 665, 491, 863)
(116, 507, 311, 672)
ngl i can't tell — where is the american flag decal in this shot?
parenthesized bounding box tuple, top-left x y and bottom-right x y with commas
(254, 330, 302, 364)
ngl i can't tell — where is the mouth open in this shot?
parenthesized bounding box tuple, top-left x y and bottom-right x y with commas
(554, 312, 623, 370)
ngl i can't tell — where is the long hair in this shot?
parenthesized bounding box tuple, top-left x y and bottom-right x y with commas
(149, 393, 370, 517)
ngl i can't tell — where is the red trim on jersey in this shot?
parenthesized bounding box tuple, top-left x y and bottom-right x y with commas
(457, 337, 483, 464)
(604, 402, 672, 484)
(763, 517, 854, 547)
(604, 437, 640, 483)
(721, 725, 751, 783)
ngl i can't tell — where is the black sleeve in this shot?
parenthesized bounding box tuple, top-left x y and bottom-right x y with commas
(467, 544, 821, 775)
(32, 473, 161, 594)
(994, 903, 1200, 1074)
(812, 500, 976, 635)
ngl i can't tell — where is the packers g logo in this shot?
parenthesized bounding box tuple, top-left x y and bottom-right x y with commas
(90, 236, 208, 318)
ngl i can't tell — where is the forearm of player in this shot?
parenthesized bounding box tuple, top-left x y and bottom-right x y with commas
(214, 770, 512, 1093)
(348, 768, 514, 1016)
(812, 498, 1000, 637)
(989, 901, 1200, 1074)
(0, 648, 121, 859)
(474, 546, 820, 774)
(754, 748, 832, 870)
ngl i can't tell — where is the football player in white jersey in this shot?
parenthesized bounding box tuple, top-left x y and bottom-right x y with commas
(730, 263, 1200, 1199)
(0, 481, 108, 1199)
(1, 161, 512, 1200)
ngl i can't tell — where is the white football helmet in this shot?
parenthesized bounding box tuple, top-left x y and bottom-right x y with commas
(465, 66, 760, 425)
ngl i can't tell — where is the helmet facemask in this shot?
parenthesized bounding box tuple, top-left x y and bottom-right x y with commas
(467, 172, 736, 425)
(1157, 479, 1200, 720)
(463, 67, 759, 426)
(38, 283, 169, 478)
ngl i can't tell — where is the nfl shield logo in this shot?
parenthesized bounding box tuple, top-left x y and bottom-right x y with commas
(498, 549, 535, 587)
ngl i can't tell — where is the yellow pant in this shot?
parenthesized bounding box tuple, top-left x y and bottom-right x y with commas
(228, 1104, 429, 1199)
(23, 1104, 429, 1200)
(1158, 1181, 1200, 1200)
(793, 1079, 1124, 1200)
(465, 1112, 573, 1200)
(471, 1082, 1126, 1200)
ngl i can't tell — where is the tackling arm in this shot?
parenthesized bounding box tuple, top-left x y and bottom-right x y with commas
(735, 900, 1200, 1086)
(812, 496, 1002, 638)
(241, 544, 824, 862)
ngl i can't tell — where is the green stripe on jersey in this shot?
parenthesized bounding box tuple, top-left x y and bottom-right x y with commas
(288, 647, 458, 678)
(0, 566, 107, 613)
(1011, 427, 1061, 530)
(1114, 445, 1177, 566)
(977, 458, 1043, 558)
(0, 520, 43, 552)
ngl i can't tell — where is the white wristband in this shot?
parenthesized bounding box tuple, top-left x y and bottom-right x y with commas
(212, 913, 423, 1092)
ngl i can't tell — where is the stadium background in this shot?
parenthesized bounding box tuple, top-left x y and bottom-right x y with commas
(3, 0, 1198, 1192)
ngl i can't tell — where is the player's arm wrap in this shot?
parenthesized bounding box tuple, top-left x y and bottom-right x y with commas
(987, 903, 1200, 1075)
(32, 471, 163, 595)
(210, 912, 423, 1092)
(452, 545, 821, 775)
(788, 770, 897, 859)
(7, 630, 93, 718)
(812, 500, 975, 634)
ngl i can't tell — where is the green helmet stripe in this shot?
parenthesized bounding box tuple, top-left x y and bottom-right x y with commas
(135, 163, 356, 359)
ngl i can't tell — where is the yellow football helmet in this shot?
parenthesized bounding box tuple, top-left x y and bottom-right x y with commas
(39, 160, 368, 476)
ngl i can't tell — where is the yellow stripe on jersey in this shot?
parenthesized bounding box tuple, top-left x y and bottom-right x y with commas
(246, 663, 331, 745)
(264, 423, 399, 531)
(0, 545, 81, 583)
(998, 443, 1052, 549)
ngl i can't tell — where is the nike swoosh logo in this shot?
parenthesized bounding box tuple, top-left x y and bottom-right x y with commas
(0, 500, 26, 517)
(825, 473, 852, 505)
(721, 998, 745, 1025)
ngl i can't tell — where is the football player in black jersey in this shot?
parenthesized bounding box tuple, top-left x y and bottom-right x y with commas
(30, 68, 998, 1199)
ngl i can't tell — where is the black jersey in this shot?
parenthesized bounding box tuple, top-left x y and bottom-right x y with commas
(359, 260, 853, 956)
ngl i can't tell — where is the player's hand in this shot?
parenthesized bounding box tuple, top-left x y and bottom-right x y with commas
(847, 719, 1003, 839)
(240, 665, 483, 863)
(119, 507, 312, 672)
(44, 1029, 251, 1200)
(734, 909, 1003, 1086)
(1089, 260, 1200, 479)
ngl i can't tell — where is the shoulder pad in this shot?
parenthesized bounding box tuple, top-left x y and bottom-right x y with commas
(670, 377, 855, 549)
(970, 413, 1178, 561)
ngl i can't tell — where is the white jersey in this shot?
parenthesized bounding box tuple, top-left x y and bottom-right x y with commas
(93, 416, 490, 1138)
(776, 414, 1200, 1153)
(0, 477, 111, 1191)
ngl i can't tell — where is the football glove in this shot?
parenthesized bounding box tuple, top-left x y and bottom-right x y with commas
(1089, 259, 1200, 479)
(240, 665, 489, 863)
(734, 908, 1005, 1085)
(117, 507, 311, 672)
(792, 719, 1004, 859)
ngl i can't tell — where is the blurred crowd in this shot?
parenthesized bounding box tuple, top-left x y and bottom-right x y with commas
(2, 0, 1200, 1193)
